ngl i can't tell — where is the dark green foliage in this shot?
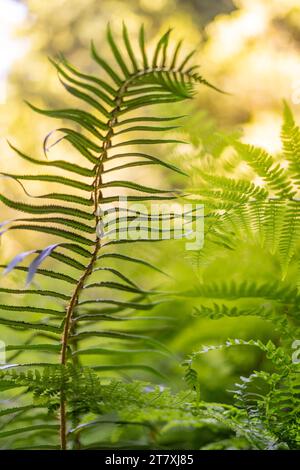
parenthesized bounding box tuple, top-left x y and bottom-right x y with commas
(183, 339, 300, 449)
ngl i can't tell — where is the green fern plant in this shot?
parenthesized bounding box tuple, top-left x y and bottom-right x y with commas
(0, 25, 218, 449)
(183, 339, 300, 449)
(182, 105, 300, 334)
(176, 105, 300, 449)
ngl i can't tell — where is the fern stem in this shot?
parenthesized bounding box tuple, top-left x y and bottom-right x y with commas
(58, 82, 118, 451)
(59, 240, 100, 449)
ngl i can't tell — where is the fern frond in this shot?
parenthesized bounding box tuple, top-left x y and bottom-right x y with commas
(0, 24, 218, 449)
(184, 339, 299, 449)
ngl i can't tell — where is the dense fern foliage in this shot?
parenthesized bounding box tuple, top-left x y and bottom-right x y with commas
(178, 104, 300, 449)
(0, 24, 299, 451)
(181, 338, 299, 449)
(185, 106, 300, 326)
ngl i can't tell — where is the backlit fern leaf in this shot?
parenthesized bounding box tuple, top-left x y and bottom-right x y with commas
(0, 24, 217, 449)
(232, 141, 296, 199)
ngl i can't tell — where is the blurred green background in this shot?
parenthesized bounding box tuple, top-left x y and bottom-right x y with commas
(1, 0, 300, 446)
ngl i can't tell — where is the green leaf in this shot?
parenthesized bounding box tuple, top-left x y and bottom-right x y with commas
(0, 405, 43, 417)
(122, 94, 181, 110)
(38, 194, 93, 207)
(9, 142, 96, 177)
(6, 344, 61, 353)
(281, 101, 300, 189)
(93, 266, 138, 287)
(78, 299, 160, 310)
(0, 425, 59, 439)
(91, 41, 123, 86)
(70, 330, 166, 351)
(49, 251, 86, 270)
(91, 364, 165, 378)
(152, 29, 171, 68)
(101, 195, 177, 203)
(0, 287, 70, 300)
(3, 216, 95, 234)
(98, 252, 168, 275)
(84, 281, 149, 295)
(179, 49, 196, 72)
(73, 346, 168, 357)
(102, 238, 168, 247)
(1, 172, 92, 192)
(114, 125, 179, 135)
(51, 59, 115, 107)
(119, 96, 183, 114)
(100, 180, 177, 194)
(170, 40, 182, 69)
(26, 102, 106, 138)
(3, 224, 94, 247)
(59, 55, 117, 96)
(0, 194, 94, 220)
(107, 24, 130, 78)
(139, 24, 148, 69)
(46, 128, 101, 162)
(116, 115, 185, 125)
(0, 265, 77, 284)
(0, 317, 61, 333)
(0, 304, 63, 316)
(108, 152, 187, 175)
(232, 140, 295, 198)
(59, 79, 110, 118)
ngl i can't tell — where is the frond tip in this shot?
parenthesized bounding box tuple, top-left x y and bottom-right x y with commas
(0, 23, 221, 450)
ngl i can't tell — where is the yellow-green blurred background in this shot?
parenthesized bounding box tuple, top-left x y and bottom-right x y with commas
(1, 0, 300, 414)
